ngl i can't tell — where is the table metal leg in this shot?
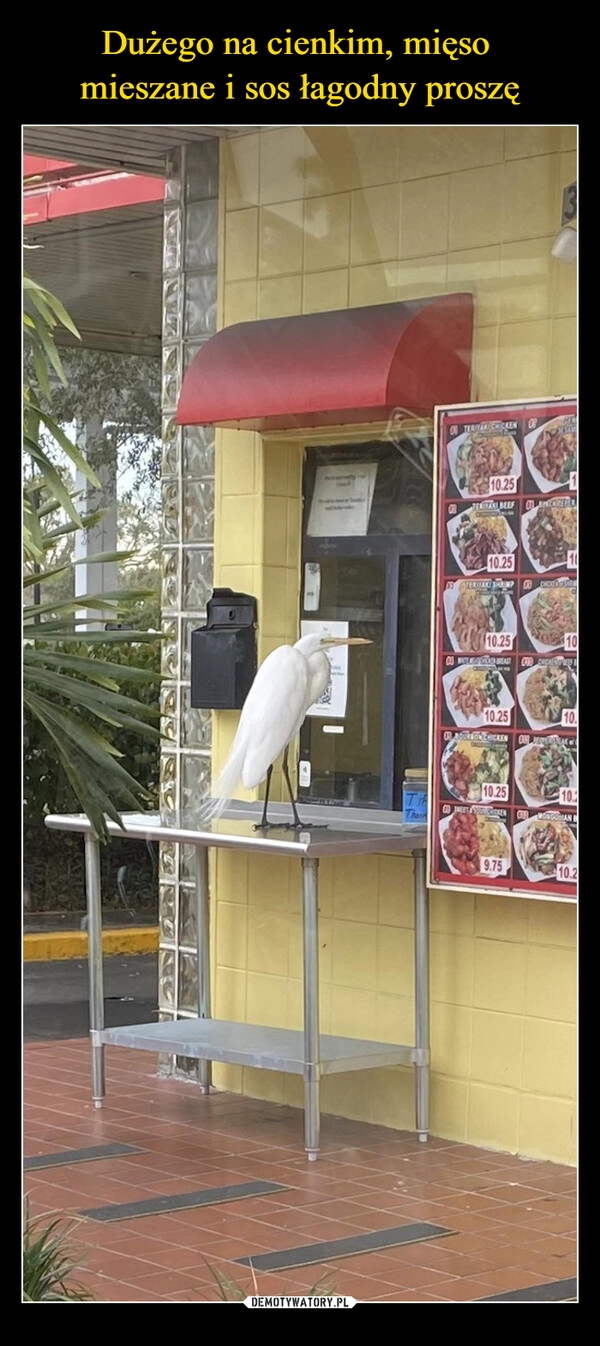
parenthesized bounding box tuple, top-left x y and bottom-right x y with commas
(84, 832, 105, 1108)
(195, 846, 212, 1093)
(414, 850, 430, 1142)
(302, 856, 320, 1161)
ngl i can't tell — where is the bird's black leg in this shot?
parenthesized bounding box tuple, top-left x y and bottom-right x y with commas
(281, 747, 326, 830)
(253, 764, 273, 830)
(282, 747, 304, 828)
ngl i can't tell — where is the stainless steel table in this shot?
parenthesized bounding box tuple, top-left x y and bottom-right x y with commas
(45, 804, 429, 1161)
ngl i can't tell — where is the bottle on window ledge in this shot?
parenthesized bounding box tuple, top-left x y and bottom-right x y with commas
(403, 768, 428, 825)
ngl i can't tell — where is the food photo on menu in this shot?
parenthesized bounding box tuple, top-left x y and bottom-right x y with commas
(431, 396, 577, 900)
(523, 413, 577, 493)
(438, 807, 511, 879)
(518, 579, 577, 655)
(445, 422, 521, 499)
(443, 579, 517, 655)
(442, 658, 514, 729)
(441, 733, 510, 804)
(520, 498, 577, 573)
(445, 502, 518, 576)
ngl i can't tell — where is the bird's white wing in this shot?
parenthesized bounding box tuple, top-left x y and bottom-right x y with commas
(238, 645, 310, 788)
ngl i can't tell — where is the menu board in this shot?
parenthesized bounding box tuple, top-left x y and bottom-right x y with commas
(428, 398, 577, 902)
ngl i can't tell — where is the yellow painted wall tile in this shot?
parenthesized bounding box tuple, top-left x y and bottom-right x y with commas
(528, 900, 576, 948)
(220, 435, 257, 495)
(214, 966, 247, 1021)
(378, 857, 415, 928)
(246, 971, 292, 1027)
(218, 564, 257, 597)
(304, 194, 351, 272)
(216, 902, 247, 970)
(471, 325, 498, 401)
(518, 1094, 576, 1165)
(431, 933, 475, 1006)
(351, 184, 400, 265)
(468, 1083, 520, 1152)
(259, 126, 307, 203)
(258, 200, 304, 276)
(399, 127, 503, 180)
(368, 1066, 418, 1130)
(430, 1075, 469, 1141)
(263, 443, 290, 496)
(213, 1064, 243, 1092)
(333, 921, 377, 990)
(401, 175, 450, 259)
(333, 855, 379, 922)
(225, 208, 258, 282)
(430, 889, 475, 935)
(303, 269, 348, 313)
(258, 275, 303, 320)
(474, 894, 529, 942)
(497, 319, 551, 399)
(286, 498, 302, 568)
(247, 909, 289, 977)
(305, 127, 400, 195)
(247, 854, 291, 911)
(397, 255, 447, 300)
(560, 128, 577, 151)
(349, 262, 399, 307)
(522, 1019, 576, 1098)
(551, 317, 577, 394)
(288, 914, 332, 984)
(330, 984, 376, 1038)
(500, 238, 554, 322)
(284, 569, 300, 637)
(553, 252, 577, 317)
(447, 245, 501, 327)
(223, 280, 257, 326)
(377, 926, 414, 996)
(502, 156, 559, 242)
(431, 1001, 472, 1078)
(375, 993, 415, 1043)
(224, 131, 259, 209)
(558, 152, 576, 212)
(218, 494, 258, 564)
(526, 945, 576, 1022)
(449, 165, 505, 251)
(321, 1072, 373, 1123)
(473, 940, 527, 1013)
(262, 495, 288, 566)
(260, 567, 291, 637)
(241, 1067, 285, 1103)
(504, 127, 563, 159)
(471, 1009, 523, 1088)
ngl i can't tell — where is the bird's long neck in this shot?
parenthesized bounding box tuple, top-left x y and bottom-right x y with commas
(307, 650, 331, 706)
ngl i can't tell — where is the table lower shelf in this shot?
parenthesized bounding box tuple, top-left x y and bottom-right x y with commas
(99, 1018, 417, 1076)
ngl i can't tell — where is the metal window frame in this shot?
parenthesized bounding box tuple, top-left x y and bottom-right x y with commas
(300, 446, 432, 812)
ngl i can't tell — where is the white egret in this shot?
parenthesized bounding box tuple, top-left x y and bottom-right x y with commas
(206, 633, 371, 828)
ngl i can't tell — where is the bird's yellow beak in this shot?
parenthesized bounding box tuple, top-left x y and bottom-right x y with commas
(321, 637, 372, 646)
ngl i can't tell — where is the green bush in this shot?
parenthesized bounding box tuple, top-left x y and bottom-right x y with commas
(24, 638, 160, 912)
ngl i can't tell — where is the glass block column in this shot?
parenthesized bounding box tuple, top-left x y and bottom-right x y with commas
(159, 141, 218, 1074)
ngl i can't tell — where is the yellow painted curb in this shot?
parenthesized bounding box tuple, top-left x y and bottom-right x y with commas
(23, 927, 159, 961)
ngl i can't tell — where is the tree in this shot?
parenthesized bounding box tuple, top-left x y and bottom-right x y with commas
(23, 274, 161, 842)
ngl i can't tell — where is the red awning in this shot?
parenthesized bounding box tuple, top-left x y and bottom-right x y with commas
(176, 293, 473, 432)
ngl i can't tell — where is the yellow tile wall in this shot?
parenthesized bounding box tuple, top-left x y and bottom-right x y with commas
(212, 127, 577, 1163)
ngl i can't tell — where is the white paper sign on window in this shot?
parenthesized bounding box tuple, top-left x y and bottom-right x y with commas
(301, 620, 349, 719)
(307, 463, 377, 537)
